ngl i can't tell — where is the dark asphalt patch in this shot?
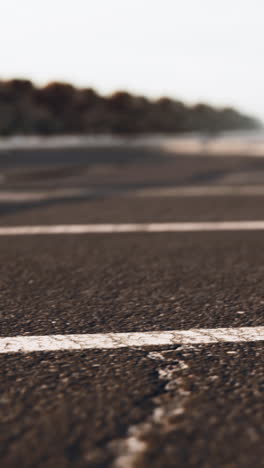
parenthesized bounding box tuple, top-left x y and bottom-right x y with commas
(1, 195, 264, 225)
(2, 149, 264, 191)
(0, 146, 162, 170)
(0, 343, 263, 467)
(1, 232, 264, 336)
(0, 348, 159, 468)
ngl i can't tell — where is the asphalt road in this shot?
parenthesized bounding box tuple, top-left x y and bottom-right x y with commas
(0, 144, 264, 467)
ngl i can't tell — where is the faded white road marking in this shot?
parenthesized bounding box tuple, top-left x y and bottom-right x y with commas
(0, 188, 93, 203)
(2, 185, 264, 204)
(0, 327, 263, 353)
(2, 221, 264, 236)
(133, 185, 264, 198)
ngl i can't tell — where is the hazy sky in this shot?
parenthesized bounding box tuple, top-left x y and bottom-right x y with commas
(1, 0, 264, 118)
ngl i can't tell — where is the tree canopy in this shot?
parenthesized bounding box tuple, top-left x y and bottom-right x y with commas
(0, 79, 260, 136)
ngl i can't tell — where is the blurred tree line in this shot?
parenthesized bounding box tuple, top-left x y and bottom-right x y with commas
(0, 79, 260, 136)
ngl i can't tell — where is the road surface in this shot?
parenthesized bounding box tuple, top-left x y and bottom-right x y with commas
(0, 144, 264, 467)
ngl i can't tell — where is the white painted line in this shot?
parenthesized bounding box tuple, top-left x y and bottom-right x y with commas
(1, 221, 264, 235)
(0, 188, 93, 203)
(2, 185, 264, 203)
(133, 185, 264, 198)
(0, 327, 263, 353)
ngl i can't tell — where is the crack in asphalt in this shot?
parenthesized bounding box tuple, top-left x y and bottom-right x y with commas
(108, 347, 192, 468)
